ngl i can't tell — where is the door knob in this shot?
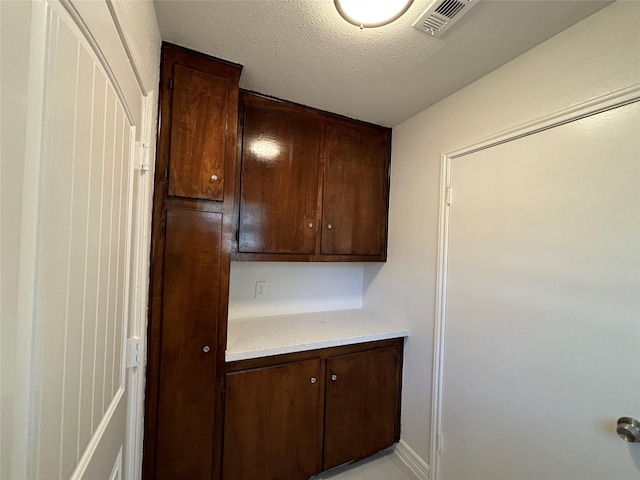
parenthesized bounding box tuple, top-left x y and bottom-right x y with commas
(331, 374, 337, 381)
(202, 345, 210, 353)
(209, 174, 218, 182)
(617, 417, 640, 443)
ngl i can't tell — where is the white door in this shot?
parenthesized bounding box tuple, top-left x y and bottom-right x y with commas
(438, 100, 640, 479)
(3, 1, 151, 478)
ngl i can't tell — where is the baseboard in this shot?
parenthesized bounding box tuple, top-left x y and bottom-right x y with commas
(394, 440, 430, 480)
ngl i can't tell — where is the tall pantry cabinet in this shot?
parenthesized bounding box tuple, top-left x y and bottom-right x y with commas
(143, 44, 241, 480)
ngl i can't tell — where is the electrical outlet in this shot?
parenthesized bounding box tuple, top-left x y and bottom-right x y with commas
(255, 281, 267, 300)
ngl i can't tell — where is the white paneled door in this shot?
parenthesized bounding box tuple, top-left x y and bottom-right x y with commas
(436, 98, 640, 479)
(10, 1, 151, 479)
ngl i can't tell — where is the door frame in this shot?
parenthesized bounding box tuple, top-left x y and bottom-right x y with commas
(429, 83, 640, 480)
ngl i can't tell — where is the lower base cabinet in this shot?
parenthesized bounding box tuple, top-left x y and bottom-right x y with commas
(323, 345, 401, 470)
(222, 339, 403, 480)
(223, 359, 323, 480)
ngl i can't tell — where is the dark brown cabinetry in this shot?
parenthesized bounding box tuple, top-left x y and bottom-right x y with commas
(144, 44, 241, 480)
(235, 92, 391, 262)
(323, 346, 401, 470)
(146, 43, 396, 480)
(238, 94, 323, 255)
(321, 124, 390, 256)
(223, 360, 323, 480)
(222, 339, 403, 480)
(164, 44, 241, 201)
(154, 208, 223, 480)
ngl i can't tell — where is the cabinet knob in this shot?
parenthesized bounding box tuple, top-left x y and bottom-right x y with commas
(209, 174, 218, 182)
(326, 224, 332, 230)
(331, 374, 337, 381)
(203, 345, 210, 353)
(307, 222, 313, 229)
(310, 377, 317, 384)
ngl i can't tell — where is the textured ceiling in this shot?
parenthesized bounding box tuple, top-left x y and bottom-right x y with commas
(154, 0, 611, 127)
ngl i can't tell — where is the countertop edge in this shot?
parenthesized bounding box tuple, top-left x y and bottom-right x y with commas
(225, 329, 409, 363)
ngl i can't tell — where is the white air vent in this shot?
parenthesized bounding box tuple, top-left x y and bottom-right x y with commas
(412, 0, 478, 37)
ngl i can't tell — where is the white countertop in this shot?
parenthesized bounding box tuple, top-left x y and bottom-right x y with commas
(225, 309, 409, 362)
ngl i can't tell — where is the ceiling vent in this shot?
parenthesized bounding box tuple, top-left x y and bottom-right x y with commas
(412, 0, 478, 37)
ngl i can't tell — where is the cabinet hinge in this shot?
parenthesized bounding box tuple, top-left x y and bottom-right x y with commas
(446, 187, 452, 206)
(168, 79, 174, 91)
(164, 168, 168, 181)
(161, 222, 166, 237)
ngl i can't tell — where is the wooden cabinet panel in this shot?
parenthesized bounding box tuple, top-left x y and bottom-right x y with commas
(321, 124, 390, 257)
(239, 97, 322, 254)
(145, 45, 240, 480)
(169, 64, 229, 200)
(223, 359, 323, 480)
(323, 346, 401, 470)
(154, 208, 222, 480)
(223, 339, 404, 479)
(235, 92, 391, 262)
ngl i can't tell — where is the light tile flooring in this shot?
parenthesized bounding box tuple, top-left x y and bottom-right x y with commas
(311, 449, 419, 480)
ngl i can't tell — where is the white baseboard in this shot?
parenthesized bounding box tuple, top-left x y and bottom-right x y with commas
(394, 440, 430, 480)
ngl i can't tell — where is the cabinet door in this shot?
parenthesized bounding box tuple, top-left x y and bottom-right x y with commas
(154, 208, 222, 480)
(239, 98, 322, 254)
(223, 359, 323, 480)
(323, 346, 401, 470)
(168, 63, 230, 201)
(321, 124, 390, 256)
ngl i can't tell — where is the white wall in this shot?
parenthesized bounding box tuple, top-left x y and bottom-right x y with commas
(228, 262, 364, 319)
(109, 0, 162, 96)
(363, 0, 640, 465)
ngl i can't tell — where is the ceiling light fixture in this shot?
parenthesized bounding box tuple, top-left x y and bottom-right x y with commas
(335, 0, 415, 28)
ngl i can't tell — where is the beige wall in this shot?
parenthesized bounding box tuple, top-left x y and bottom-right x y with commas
(363, 0, 640, 464)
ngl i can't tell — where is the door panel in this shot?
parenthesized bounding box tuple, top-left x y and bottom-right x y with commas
(169, 64, 229, 200)
(324, 346, 401, 470)
(155, 209, 222, 480)
(441, 101, 640, 479)
(321, 124, 389, 256)
(239, 98, 322, 254)
(223, 359, 322, 480)
(16, 2, 141, 478)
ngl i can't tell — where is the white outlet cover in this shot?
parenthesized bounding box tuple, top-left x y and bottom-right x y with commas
(255, 281, 267, 300)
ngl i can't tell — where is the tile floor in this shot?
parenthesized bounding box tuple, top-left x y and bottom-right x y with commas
(311, 449, 419, 480)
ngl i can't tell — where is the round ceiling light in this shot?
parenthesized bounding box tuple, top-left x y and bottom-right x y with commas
(334, 0, 414, 28)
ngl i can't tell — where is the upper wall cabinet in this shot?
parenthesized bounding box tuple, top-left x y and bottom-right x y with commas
(160, 44, 242, 202)
(238, 94, 323, 255)
(321, 123, 390, 257)
(235, 92, 391, 262)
